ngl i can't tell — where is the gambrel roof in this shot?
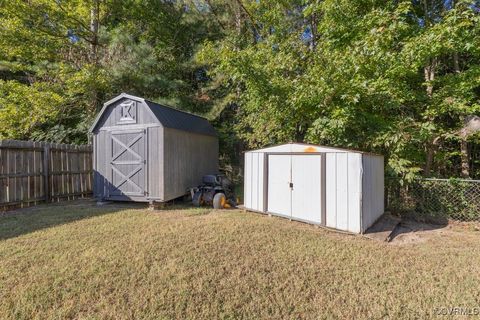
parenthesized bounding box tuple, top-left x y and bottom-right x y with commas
(144, 100, 217, 136)
(89, 93, 217, 137)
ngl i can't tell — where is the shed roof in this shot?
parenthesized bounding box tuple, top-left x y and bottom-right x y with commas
(144, 100, 217, 137)
(246, 143, 382, 156)
(89, 93, 217, 137)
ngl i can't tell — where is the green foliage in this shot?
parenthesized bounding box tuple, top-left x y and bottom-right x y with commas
(0, 0, 217, 143)
(198, 0, 480, 180)
(1, 0, 480, 180)
(0, 81, 63, 139)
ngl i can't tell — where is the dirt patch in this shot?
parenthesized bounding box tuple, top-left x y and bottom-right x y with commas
(363, 214, 480, 245)
(363, 214, 401, 242)
(388, 219, 478, 245)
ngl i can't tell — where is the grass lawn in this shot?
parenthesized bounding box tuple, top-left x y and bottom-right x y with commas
(1, 201, 480, 319)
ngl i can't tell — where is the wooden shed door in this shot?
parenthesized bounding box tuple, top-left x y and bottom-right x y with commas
(108, 130, 146, 197)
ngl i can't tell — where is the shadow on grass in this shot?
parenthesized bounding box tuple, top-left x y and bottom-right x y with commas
(0, 199, 147, 241)
(387, 219, 448, 242)
(364, 214, 448, 243)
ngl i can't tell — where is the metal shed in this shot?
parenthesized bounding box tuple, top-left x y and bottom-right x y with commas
(89, 93, 218, 203)
(244, 143, 384, 233)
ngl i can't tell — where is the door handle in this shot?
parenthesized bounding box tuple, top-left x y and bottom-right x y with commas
(289, 182, 293, 189)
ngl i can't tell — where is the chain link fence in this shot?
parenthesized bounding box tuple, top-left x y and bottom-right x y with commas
(386, 178, 480, 222)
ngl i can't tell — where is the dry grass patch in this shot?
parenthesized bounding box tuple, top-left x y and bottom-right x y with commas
(1, 201, 480, 319)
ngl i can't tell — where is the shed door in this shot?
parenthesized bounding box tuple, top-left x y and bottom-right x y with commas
(267, 155, 292, 216)
(267, 154, 323, 224)
(291, 155, 322, 224)
(109, 130, 146, 197)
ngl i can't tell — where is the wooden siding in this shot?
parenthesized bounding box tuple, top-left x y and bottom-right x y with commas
(0, 140, 92, 212)
(93, 130, 108, 199)
(94, 98, 158, 130)
(109, 130, 146, 197)
(93, 126, 158, 202)
(92, 96, 219, 203)
(147, 126, 163, 199)
(162, 128, 219, 201)
(94, 126, 218, 202)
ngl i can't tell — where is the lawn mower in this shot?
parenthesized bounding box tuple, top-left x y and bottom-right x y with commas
(190, 174, 237, 209)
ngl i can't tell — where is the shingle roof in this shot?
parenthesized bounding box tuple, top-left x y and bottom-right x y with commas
(145, 100, 217, 137)
(89, 93, 217, 137)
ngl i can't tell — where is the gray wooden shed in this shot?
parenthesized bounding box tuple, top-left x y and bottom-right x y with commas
(89, 93, 218, 203)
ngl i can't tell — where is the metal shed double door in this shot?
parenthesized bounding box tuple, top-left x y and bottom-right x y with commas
(267, 154, 325, 225)
(108, 129, 147, 198)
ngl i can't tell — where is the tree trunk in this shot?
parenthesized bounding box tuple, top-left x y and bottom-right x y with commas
(453, 52, 460, 74)
(423, 58, 437, 176)
(424, 136, 442, 177)
(460, 139, 469, 178)
(205, 0, 227, 30)
(453, 51, 470, 177)
(90, 1, 99, 64)
(424, 140, 435, 177)
(90, 1, 100, 111)
(424, 151, 433, 177)
(234, 3, 242, 35)
(310, 13, 317, 51)
(424, 58, 436, 97)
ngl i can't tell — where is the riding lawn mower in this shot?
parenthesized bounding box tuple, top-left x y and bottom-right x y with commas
(190, 174, 237, 209)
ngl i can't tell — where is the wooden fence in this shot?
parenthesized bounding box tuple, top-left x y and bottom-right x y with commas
(0, 140, 93, 212)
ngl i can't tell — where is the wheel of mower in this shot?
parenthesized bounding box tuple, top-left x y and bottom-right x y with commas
(213, 193, 226, 209)
(192, 196, 201, 207)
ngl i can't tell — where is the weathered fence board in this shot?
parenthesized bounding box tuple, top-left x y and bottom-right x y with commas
(0, 140, 93, 212)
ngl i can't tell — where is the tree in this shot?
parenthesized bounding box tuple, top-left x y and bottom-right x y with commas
(197, 0, 480, 180)
(1, 0, 479, 180)
(0, 0, 221, 143)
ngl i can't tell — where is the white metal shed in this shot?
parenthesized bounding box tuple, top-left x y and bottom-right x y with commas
(244, 143, 384, 233)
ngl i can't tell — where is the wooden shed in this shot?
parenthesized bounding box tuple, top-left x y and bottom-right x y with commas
(244, 143, 384, 233)
(89, 93, 218, 203)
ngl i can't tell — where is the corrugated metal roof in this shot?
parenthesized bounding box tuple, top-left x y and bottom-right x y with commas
(145, 100, 217, 137)
(246, 143, 382, 156)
